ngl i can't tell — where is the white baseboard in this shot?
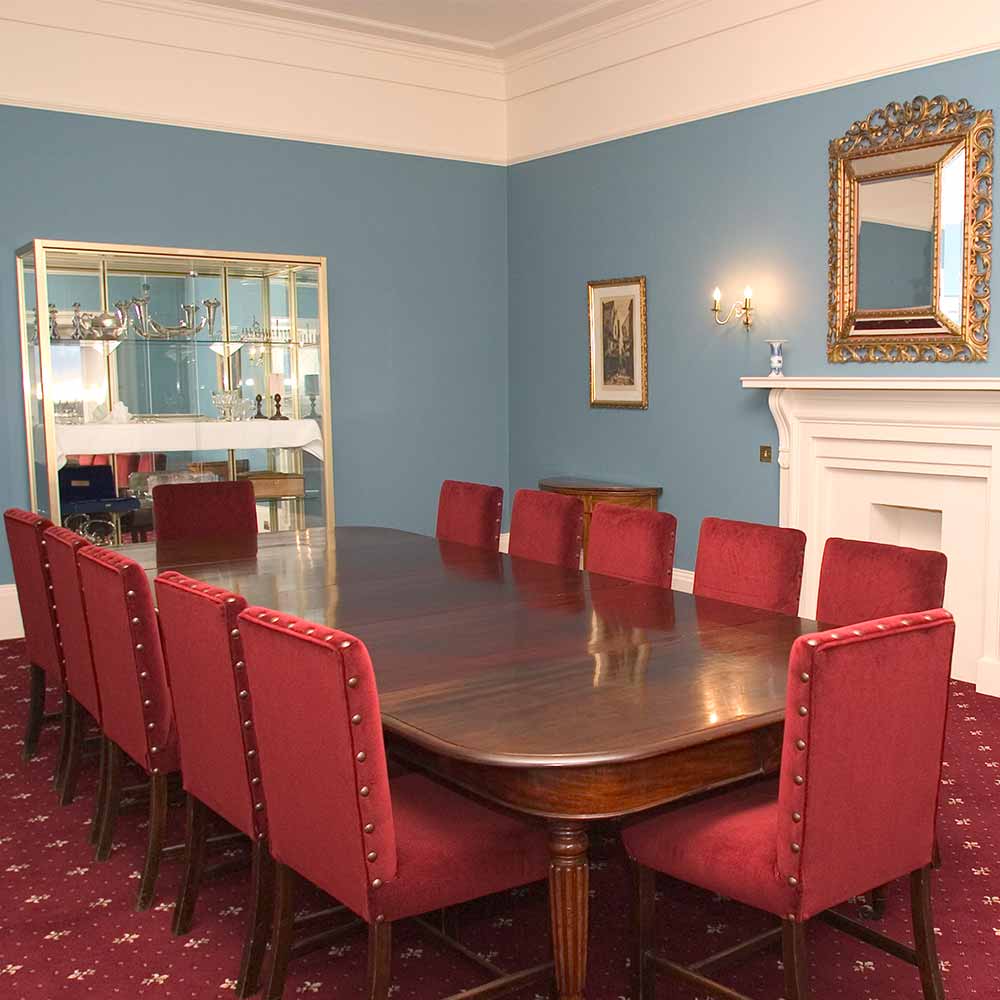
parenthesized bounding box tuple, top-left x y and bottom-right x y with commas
(0, 585, 24, 640)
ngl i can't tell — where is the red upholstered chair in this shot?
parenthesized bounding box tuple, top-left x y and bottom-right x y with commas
(78, 546, 179, 909)
(624, 609, 955, 1000)
(43, 526, 102, 807)
(155, 572, 270, 998)
(236, 606, 553, 1000)
(4, 509, 64, 766)
(436, 480, 503, 551)
(152, 480, 258, 563)
(508, 489, 584, 569)
(816, 537, 947, 626)
(693, 517, 806, 615)
(587, 503, 677, 588)
(816, 536, 948, 919)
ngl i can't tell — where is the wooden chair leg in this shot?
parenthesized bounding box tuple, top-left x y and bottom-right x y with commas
(22, 664, 46, 761)
(264, 862, 297, 1000)
(136, 772, 170, 911)
(782, 919, 810, 1000)
(911, 867, 945, 1000)
(89, 736, 108, 846)
(366, 920, 392, 1000)
(53, 687, 72, 790)
(95, 739, 123, 862)
(57, 697, 85, 806)
(931, 839, 942, 870)
(633, 862, 656, 1000)
(237, 838, 276, 999)
(172, 794, 209, 934)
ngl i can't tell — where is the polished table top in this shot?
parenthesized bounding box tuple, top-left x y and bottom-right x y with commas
(134, 526, 816, 769)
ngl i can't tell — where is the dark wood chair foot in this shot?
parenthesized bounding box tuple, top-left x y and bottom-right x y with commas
(367, 920, 392, 1000)
(264, 863, 297, 1000)
(95, 739, 124, 862)
(931, 840, 942, 870)
(89, 736, 108, 846)
(633, 862, 655, 1000)
(53, 687, 72, 791)
(782, 919, 810, 1000)
(236, 838, 276, 998)
(22, 664, 46, 761)
(859, 883, 889, 920)
(136, 772, 170, 910)
(57, 697, 85, 806)
(172, 794, 209, 934)
(911, 867, 946, 1000)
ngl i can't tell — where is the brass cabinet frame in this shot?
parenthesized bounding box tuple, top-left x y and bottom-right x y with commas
(14, 238, 335, 533)
(828, 95, 993, 362)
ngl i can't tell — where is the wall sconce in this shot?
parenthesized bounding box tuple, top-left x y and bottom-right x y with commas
(711, 285, 754, 330)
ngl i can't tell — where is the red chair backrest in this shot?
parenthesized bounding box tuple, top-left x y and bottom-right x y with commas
(435, 480, 503, 551)
(693, 517, 806, 615)
(3, 509, 62, 682)
(78, 547, 175, 772)
(815, 537, 947, 626)
(155, 573, 265, 839)
(777, 610, 954, 920)
(238, 607, 395, 923)
(587, 503, 677, 588)
(508, 489, 583, 570)
(43, 526, 101, 723)
(152, 481, 258, 560)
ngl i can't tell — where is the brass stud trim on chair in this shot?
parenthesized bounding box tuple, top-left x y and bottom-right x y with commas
(347, 677, 358, 688)
(356, 751, 367, 762)
(798, 706, 808, 716)
(231, 628, 240, 637)
(367, 851, 377, 862)
(127, 590, 135, 597)
(243, 720, 252, 729)
(359, 786, 370, 797)
(788, 875, 798, 886)
(800, 672, 810, 682)
(340, 640, 351, 649)
(794, 775, 804, 785)
(351, 714, 362, 725)
(791, 843, 801, 853)
(792, 812, 802, 822)
(364, 823, 374, 834)
(372, 878, 382, 889)
(131, 617, 140, 625)
(795, 739, 806, 750)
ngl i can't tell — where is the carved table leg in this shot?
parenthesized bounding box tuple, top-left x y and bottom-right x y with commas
(548, 820, 589, 1000)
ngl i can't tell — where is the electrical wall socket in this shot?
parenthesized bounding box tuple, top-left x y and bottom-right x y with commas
(759, 445, 773, 463)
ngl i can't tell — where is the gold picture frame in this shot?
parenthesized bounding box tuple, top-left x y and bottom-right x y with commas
(588, 276, 648, 408)
(828, 95, 993, 362)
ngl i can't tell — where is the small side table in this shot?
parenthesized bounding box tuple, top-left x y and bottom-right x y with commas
(538, 476, 663, 565)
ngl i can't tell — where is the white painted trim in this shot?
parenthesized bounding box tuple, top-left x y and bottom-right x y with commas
(0, 586, 24, 641)
(747, 379, 1000, 695)
(671, 568, 695, 594)
(1, 0, 998, 165)
(742, 377, 1000, 391)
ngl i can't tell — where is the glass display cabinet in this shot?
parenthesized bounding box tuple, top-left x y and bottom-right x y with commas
(15, 239, 334, 544)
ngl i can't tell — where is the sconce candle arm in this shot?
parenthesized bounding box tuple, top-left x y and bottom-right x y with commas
(710, 286, 754, 330)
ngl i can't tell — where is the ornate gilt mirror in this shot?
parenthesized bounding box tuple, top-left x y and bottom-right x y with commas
(828, 95, 993, 362)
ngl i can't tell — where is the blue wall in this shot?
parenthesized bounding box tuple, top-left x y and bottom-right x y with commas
(507, 50, 1000, 569)
(0, 105, 509, 582)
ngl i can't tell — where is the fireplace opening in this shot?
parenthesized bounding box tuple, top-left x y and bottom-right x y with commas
(870, 503, 943, 551)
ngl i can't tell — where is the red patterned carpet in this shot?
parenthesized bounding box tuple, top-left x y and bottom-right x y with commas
(1, 636, 998, 999)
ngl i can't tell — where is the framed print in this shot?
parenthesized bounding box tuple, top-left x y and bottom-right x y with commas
(588, 276, 647, 408)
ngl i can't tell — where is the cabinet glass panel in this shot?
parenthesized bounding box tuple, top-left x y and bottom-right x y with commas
(14, 241, 333, 541)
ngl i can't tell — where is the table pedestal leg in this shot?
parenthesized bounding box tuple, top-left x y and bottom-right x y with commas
(548, 820, 589, 1000)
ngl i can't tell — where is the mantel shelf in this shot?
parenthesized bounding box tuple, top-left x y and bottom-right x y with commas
(741, 376, 1000, 391)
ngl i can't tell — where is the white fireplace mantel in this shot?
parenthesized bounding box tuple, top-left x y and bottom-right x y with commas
(742, 375, 1000, 696)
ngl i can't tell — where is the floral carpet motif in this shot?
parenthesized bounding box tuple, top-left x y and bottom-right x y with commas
(0, 637, 997, 998)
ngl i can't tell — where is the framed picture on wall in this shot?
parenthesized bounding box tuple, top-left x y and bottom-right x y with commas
(587, 275, 647, 408)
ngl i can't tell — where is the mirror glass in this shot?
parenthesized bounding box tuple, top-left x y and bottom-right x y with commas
(857, 172, 934, 310)
(938, 147, 966, 324)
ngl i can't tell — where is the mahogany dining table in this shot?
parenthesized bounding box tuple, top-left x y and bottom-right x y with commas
(133, 525, 816, 1000)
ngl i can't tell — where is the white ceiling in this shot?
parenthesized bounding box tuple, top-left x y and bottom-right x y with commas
(192, 0, 658, 54)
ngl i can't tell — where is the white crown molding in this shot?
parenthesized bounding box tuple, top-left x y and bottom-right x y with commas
(0, 0, 508, 163)
(1, 0, 998, 165)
